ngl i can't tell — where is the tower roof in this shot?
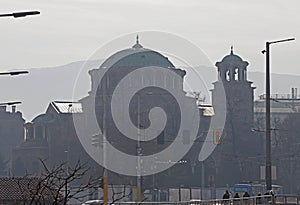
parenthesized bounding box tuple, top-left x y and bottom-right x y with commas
(100, 35, 175, 69)
(221, 46, 243, 62)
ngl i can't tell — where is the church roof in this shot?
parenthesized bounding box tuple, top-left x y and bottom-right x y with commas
(221, 46, 243, 62)
(51, 101, 83, 114)
(31, 113, 55, 124)
(100, 35, 175, 69)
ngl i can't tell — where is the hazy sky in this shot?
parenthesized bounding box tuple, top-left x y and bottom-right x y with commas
(1, 0, 300, 75)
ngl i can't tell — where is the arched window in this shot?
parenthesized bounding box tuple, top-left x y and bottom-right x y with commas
(234, 68, 239, 81)
(226, 70, 230, 81)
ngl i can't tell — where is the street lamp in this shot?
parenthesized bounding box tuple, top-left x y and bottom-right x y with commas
(0, 10, 36, 75)
(0, 11, 40, 18)
(0, 70, 28, 112)
(0, 71, 28, 76)
(0, 101, 21, 106)
(262, 37, 295, 191)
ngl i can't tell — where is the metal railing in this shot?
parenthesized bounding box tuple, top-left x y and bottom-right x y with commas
(111, 195, 299, 205)
(259, 94, 300, 100)
(74, 195, 300, 205)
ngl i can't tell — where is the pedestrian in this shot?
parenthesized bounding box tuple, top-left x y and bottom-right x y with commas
(264, 190, 272, 204)
(222, 190, 230, 205)
(256, 192, 262, 204)
(243, 192, 250, 197)
(223, 190, 230, 199)
(269, 190, 275, 204)
(233, 193, 240, 205)
(234, 193, 240, 198)
(243, 192, 250, 205)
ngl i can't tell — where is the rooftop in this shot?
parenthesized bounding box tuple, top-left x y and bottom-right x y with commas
(51, 101, 83, 114)
(100, 35, 175, 69)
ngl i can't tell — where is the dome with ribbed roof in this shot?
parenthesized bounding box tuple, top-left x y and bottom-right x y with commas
(100, 35, 175, 69)
(215, 46, 249, 82)
(221, 46, 243, 62)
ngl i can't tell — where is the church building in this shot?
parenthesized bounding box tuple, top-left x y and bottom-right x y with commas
(11, 38, 266, 199)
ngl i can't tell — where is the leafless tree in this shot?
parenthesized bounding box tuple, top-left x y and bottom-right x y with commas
(43, 160, 102, 205)
(110, 184, 132, 204)
(18, 160, 100, 205)
(20, 160, 134, 205)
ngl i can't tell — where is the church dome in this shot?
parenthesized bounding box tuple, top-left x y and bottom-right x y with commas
(100, 35, 175, 69)
(221, 46, 243, 62)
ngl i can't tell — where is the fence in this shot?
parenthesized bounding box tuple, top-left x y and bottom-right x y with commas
(111, 195, 300, 205)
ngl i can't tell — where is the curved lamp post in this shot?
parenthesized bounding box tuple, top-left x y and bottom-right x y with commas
(0, 101, 21, 106)
(0, 11, 40, 18)
(0, 10, 39, 73)
(0, 71, 28, 76)
(0, 71, 28, 106)
(262, 37, 295, 191)
(0, 11, 36, 113)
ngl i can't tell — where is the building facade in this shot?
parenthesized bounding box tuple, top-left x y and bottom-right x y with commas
(11, 41, 288, 197)
(0, 105, 25, 176)
(11, 38, 211, 189)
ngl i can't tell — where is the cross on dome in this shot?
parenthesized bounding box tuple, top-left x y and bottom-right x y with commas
(132, 34, 143, 49)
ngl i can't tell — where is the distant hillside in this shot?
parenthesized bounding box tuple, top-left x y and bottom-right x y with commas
(0, 60, 101, 121)
(248, 72, 300, 97)
(1, 61, 299, 121)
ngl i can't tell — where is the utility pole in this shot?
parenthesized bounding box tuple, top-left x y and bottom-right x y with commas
(103, 76, 108, 205)
(265, 41, 272, 191)
(263, 37, 295, 191)
(137, 94, 142, 202)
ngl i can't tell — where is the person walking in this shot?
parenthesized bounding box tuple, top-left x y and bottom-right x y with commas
(269, 190, 275, 204)
(233, 193, 240, 205)
(243, 192, 250, 197)
(256, 192, 262, 204)
(222, 190, 230, 205)
(243, 192, 250, 205)
(264, 190, 275, 204)
(223, 190, 230, 199)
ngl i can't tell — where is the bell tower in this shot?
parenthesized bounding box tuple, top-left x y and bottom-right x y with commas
(213, 47, 255, 125)
(217, 46, 249, 82)
(210, 47, 259, 186)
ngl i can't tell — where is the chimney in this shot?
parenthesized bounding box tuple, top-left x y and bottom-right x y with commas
(12, 105, 16, 113)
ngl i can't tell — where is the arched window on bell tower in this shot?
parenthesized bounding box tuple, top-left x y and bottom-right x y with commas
(215, 46, 249, 83)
